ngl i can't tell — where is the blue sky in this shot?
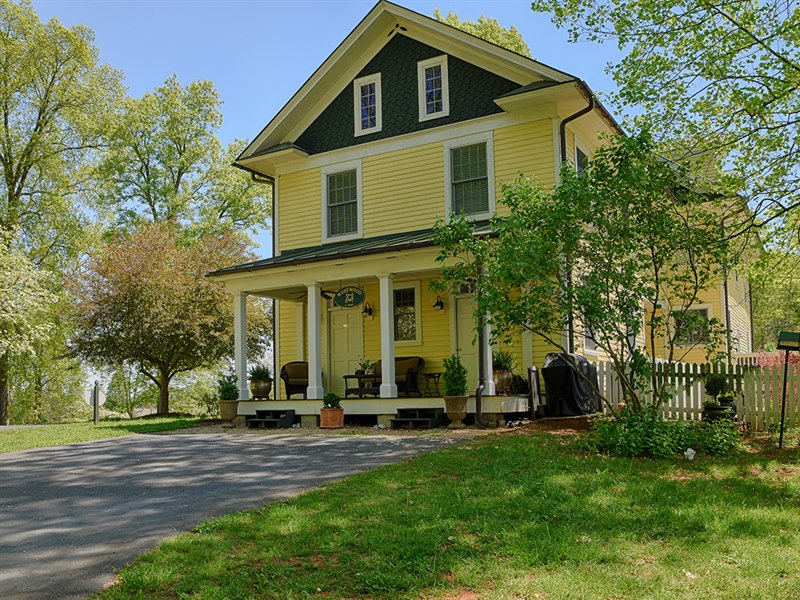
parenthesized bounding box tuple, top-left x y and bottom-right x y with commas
(33, 0, 621, 255)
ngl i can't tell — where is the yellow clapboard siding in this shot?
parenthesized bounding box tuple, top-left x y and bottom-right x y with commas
(363, 142, 444, 236)
(279, 168, 321, 251)
(494, 120, 556, 217)
(278, 300, 299, 365)
(361, 278, 452, 373)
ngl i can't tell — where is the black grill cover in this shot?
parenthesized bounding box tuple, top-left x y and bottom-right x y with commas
(541, 353, 600, 416)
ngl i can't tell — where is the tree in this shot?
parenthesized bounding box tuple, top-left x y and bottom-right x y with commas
(96, 75, 271, 240)
(434, 132, 734, 411)
(434, 9, 532, 57)
(103, 363, 155, 418)
(71, 222, 271, 415)
(0, 0, 123, 424)
(0, 243, 59, 423)
(749, 249, 800, 350)
(530, 0, 800, 235)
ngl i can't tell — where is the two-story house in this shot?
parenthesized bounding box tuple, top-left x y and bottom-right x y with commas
(210, 1, 751, 425)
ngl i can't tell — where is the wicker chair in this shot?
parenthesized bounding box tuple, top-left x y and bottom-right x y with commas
(280, 361, 308, 399)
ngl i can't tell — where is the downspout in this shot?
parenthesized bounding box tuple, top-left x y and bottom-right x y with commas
(558, 86, 595, 353)
(475, 287, 491, 428)
(231, 161, 277, 384)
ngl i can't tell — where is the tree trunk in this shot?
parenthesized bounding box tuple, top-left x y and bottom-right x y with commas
(157, 368, 170, 415)
(0, 352, 10, 425)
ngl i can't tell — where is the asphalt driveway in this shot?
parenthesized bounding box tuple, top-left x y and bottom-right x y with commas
(0, 432, 456, 599)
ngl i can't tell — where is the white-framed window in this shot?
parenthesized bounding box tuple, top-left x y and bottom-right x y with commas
(393, 282, 421, 344)
(417, 55, 449, 122)
(321, 161, 362, 242)
(576, 146, 589, 174)
(353, 73, 382, 136)
(583, 323, 598, 354)
(674, 306, 711, 345)
(444, 132, 495, 219)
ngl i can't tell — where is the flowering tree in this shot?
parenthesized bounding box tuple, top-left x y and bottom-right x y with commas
(71, 223, 270, 415)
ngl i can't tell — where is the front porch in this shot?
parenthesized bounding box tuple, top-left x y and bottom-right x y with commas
(237, 394, 531, 428)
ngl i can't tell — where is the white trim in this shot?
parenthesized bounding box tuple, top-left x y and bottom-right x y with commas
(277, 112, 517, 176)
(443, 131, 495, 221)
(674, 304, 714, 348)
(320, 159, 363, 244)
(393, 281, 422, 346)
(273, 176, 280, 255)
(417, 55, 450, 122)
(353, 73, 382, 137)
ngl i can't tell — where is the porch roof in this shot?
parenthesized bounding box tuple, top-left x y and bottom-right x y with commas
(209, 221, 492, 278)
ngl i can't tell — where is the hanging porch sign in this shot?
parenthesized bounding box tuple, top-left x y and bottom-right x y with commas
(333, 286, 365, 308)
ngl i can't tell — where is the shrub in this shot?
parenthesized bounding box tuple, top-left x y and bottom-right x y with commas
(217, 372, 239, 401)
(590, 407, 741, 458)
(492, 349, 517, 371)
(442, 353, 468, 396)
(322, 392, 341, 409)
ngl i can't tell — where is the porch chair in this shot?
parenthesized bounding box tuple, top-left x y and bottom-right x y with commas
(280, 361, 308, 399)
(374, 356, 425, 397)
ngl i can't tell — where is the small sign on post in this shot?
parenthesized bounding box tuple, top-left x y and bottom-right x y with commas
(93, 380, 100, 425)
(776, 331, 800, 449)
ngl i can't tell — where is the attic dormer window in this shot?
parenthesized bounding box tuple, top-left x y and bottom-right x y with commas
(418, 55, 449, 122)
(353, 73, 382, 136)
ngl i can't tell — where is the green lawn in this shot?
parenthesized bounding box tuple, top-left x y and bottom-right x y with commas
(0, 417, 203, 454)
(97, 430, 800, 599)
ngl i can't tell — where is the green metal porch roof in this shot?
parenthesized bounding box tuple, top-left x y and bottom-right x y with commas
(209, 221, 491, 277)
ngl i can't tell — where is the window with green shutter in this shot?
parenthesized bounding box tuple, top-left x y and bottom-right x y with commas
(327, 169, 358, 237)
(451, 143, 489, 215)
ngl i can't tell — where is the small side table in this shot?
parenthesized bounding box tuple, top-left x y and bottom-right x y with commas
(343, 373, 379, 398)
(423, 372, 443, 396)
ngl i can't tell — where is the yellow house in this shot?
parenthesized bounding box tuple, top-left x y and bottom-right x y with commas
(210, 1, 748, 424)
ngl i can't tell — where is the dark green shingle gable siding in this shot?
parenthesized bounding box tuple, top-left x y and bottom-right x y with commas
(295, 34, 520, 154)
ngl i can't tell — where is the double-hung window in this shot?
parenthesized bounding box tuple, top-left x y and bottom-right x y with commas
(393, 284, 421, 344)
(674, 307, 710, 345)
(445, 134, 494, 218)
(353, 73, 381, 136)
(418, 56, 449, 121)
(322, 161, 361, 242)
(576, 146, 589, 174)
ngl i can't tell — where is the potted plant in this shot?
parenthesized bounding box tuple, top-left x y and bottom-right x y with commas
(218, 371, 240, 428)
(248, 363, 273, 399)
(320, 392, 344, 429)
(492, 349, 517, 395)
(442, 353, 469, 428)
(702, 372, 735, 422)
(357, 358, 377, 375)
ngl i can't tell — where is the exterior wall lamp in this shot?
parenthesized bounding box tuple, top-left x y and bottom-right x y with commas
(361, 302, 373, 317)
(433, 295, 445, 312)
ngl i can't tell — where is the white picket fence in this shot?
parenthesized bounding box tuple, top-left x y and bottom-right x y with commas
(593, 360, 800, 432)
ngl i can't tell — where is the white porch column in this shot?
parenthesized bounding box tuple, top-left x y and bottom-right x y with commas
(379, 274, 397, 398)
(233, 292, 249, 401)
(482, 317, 496, 396)
(296, 303, 305, 360)
(306, 282, 324, 399)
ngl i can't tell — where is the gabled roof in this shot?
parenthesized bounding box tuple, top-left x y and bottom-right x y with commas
(236, 0, 578, 169)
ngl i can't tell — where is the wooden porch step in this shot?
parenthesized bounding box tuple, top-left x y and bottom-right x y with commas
(246, 409, 296, 429)
(390, 408, 446, 430)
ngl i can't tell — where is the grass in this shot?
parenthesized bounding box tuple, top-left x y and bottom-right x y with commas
(96, 429, 800, 599)
(0, 417, 203, 454)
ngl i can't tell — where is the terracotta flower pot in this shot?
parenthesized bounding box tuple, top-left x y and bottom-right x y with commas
(444, 395, 468, 429)
(320, 407, 344, 429)
(249, 379, 272, 400)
